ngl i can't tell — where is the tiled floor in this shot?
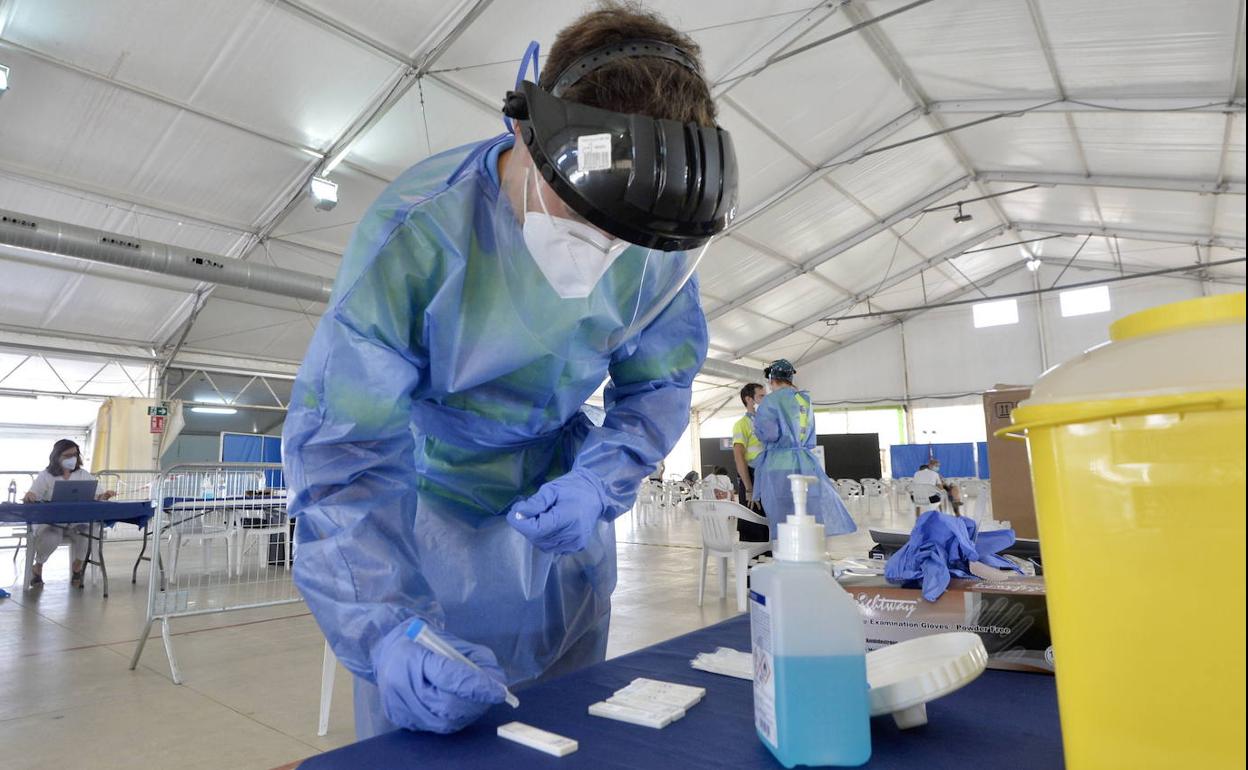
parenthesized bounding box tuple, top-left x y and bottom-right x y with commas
(0, 500, 908, 769)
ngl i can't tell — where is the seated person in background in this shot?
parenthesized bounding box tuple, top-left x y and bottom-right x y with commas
(22, 438, 115, 588)
(701, 467, 734, 501)
(647, 460, 666, 483)
(753, 360, 855, 540)
(913, 460, 962, 515)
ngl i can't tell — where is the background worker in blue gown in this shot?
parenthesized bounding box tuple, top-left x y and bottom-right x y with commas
(282, 3, 738, 739)
(753, 359, 857, 540)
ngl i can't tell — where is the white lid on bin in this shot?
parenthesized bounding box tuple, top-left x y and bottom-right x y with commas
(1023, 293, 1245, 408)
(867, 632, 989, 729)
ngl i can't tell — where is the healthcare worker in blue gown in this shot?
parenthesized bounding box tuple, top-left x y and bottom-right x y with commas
(752, 359, 857, 540)
(282, 20, 738, 738)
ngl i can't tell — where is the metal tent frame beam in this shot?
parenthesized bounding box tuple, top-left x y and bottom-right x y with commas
(1011, 222, 1246, 250)
(799, 261, 1030, 366)
(978, 171, 1247, 196)
(929, 97, 1246, 114)
(730, 225, 1006, 359)
(705, 175, 972, 322)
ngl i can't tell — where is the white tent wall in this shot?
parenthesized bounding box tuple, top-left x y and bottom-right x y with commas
(796, 268, 1215, 407)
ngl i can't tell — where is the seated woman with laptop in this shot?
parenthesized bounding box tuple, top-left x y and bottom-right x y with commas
(22, 438, 115, 588)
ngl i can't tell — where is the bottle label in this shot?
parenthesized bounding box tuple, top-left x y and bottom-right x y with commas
(750, 589, 777, 746)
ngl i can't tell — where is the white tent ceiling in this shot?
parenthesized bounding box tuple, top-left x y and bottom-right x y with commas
(0, 0, 1244, 413)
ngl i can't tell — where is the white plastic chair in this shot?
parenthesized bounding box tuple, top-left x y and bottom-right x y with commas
(892, 478, 913, 516)
(859, 478, 889, 515)
(909, 482, 947, 514)
(687, 500, 771, 612)
(166, 508, 234, 581)
(229, 509, 290, 576)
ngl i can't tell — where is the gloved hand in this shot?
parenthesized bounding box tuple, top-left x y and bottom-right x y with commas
(373, 621, 508, 734)
(508, 468, 608, 554)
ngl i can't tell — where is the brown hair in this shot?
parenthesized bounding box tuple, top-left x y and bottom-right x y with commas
(540, 1, 716, 127)
(740, 382, 764, 406)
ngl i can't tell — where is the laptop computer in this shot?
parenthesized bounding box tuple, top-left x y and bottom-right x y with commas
(50, 479, 98, 503)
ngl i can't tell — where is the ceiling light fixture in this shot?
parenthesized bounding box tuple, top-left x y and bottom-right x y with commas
(0, 63, 10, 94)
(190, 406, 238, 415)
(953, 203, 972, 224)
(1026, 257, 1043, 272)
(309, 176, 338, 211)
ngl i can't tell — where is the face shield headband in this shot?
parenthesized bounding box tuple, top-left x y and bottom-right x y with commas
(501, 39, 738, 251)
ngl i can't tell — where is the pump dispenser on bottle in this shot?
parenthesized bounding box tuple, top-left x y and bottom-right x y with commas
(749, 474, 871, 768)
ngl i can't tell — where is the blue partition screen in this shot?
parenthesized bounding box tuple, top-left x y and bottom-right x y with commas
(890, 442, 976, 478)
(977, 442, 990, 479)
(221, 432, 284, 488)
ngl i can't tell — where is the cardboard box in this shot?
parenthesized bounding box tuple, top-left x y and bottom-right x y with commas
(982, 386, 1039, 539)
(844, 575, 1053, 674)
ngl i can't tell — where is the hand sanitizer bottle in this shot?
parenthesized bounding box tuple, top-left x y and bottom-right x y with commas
(750, 474, 871, 767)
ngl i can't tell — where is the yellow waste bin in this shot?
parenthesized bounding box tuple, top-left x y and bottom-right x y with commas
(1002, 293, 1245, 769)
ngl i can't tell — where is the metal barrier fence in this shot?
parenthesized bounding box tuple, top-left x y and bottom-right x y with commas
(129, 463, 300, 684)
(95, 470, 162, 583)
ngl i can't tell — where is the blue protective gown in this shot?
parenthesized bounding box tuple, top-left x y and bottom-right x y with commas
(753, 387, 856, 539)
(283, 134, 708, 737)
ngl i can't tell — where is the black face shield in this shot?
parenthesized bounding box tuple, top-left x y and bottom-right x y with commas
(501, 40, 738, 252)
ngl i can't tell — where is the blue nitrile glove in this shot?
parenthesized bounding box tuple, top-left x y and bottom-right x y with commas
(885, 511, 1022, 601)
(508, 468, 608, 554)
(373, 621, 508, 734)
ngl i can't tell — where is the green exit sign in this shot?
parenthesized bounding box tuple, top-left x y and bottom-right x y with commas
(148, 405, 169, 416)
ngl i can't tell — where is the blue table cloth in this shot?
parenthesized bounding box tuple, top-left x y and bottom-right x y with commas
(300, 614, 1062, 769)
(0, 500, 152, 527)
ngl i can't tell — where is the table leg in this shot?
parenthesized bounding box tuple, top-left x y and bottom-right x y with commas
(82, 522, 95, 592)
(23, 524, 34, 589)
(98, 523, 109, 597)
(132, 526, 149, 584)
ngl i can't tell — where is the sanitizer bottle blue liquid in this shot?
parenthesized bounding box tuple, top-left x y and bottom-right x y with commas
(750, 474, 871, 768)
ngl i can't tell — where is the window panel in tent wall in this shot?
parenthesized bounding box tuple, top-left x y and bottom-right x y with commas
(901, 270, 1044, 396)
(1037, 270, 1204, 365)
(870, 0, 1055, 100)
(1072, 113, 1227, 179)
(5, 0, 399, 150)
(1034, 0, 1240, 96)
(912, 404, 987, 445)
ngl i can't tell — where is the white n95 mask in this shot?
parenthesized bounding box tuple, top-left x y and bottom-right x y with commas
(522, 211, 629, 299)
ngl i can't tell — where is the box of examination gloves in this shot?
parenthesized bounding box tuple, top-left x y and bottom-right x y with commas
(841, 575, 1054, 674)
